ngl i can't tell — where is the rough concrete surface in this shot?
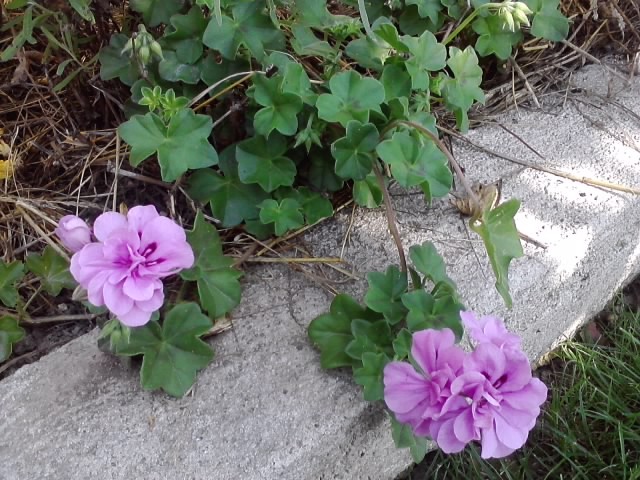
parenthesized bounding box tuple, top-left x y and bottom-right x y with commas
(2, 65, 640, 480)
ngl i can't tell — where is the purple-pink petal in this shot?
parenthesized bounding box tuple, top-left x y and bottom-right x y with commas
(93, 212, 128, 242)
(56, 215, 92, 252)
(69, 206, 194, 328)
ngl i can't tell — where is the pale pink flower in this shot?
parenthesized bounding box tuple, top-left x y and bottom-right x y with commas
(383, 314, 547, 459)
(460, 310, 521, 351)
(69, 205, 194, 327)
(55, 215, 92, 253)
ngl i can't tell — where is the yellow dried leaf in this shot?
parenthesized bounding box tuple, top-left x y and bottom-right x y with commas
(0, 160, 13, 180)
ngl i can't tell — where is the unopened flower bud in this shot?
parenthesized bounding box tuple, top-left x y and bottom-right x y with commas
(150, 40, 164, 61)
(138, 45, 150, 65)
(55, 215, 91, 252)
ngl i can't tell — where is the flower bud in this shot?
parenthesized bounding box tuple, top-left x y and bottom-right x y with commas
(55, 215, 91, 252)
(121, 38, 133, 56)
(512, 7, 531, 27)
(150, 40, 164, 61)
(138, 45, 150, 65)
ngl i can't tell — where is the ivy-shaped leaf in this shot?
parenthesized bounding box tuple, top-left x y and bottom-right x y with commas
(380, 63, 412, 102)
(252, 74, 303, 137)
(236, 134, 296, 192)
(473, 15, 523, 60)
(344, 37, 391, 71)
(331, 121, 380, 181)
(187, 147, 269, 227)
(25, 246, 75, 296)
(258, 198, 304, 236)
(0, 316, 25, 363)
(117, 303, 214, 397)
(392, 329, 412, 359)
(353, 351, 390, 401)
(308, 294, 379, 369)
(316, 71, 385, 127)
(118, 109, 218, 182)
(353, 173, 384, 208)
(364, 266, 409, 325)
(405, 0, 443, 23)
(98, 33, 138, 86)
(408, 241, 455, 289)
(527, 0, 569, 42)
(0, 260, 24, 308)
(345, 318, 393, 360)
(202, 2, 285, 60)
(401, 288, 464, 338)
(307, 148, 344, 192)
(401, 30, 446, 90)
(290, 26, 335, 58)
(390, 415, 429, 463)
(181, 212, 243, 318)
(284, 187, 334, 225)
(470, 199, 524, 307)
(162, 6, 208, 64)
(441, 46, 485, 132)
(130, 0, 183, 27)
(158, 51, 202, 84)
(376, 131, 452, 196)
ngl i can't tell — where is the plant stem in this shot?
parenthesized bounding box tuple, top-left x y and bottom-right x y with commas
(384, 120, 482, 210)
(373, 163, 407, 274)
(442, 2, 506, 45)
(357, 0, 381, 45)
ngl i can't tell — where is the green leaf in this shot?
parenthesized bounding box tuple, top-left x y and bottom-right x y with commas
(405, 0, 442, 23)
(441, 46, 485, 132)
(308, 148, 344, 192)
(118, 110, 218, 182)
(353, 173, 383, 208)
(25, 246, 75, 296)
(117, 303, 214, 397)
(473, 15, 523, 60)
(187, 149, 268, 227)
(353, 351, 390, 401)
(308, 294, 371, 369)
(376, 131, 452, 193)
(181, 212, 243, 318)
(202, 2, 285, 60)
(345, 318, 393, 359)
(158, 51, 202, 84)
(527, 0, 569, 41)
(390, 415, 429, 463)
(344, 37, 390, 71)
(236, 135, 296, 192)
(68, 0, 95, 22)
(0, 261, 24, 308)
(392, 329, 412, 359)
(0, 316, 25, 363)
(408, 241, 455, 289)
(253, 75, 303, 137)
(364, 266, 408, 325)
(258, 198, 304, 236)
(401, 30, 446, 90)
(316, 70, 385, 127)
(98, 34, 138, 86)
(401, 287, 464, 338)
(290, 26, 335, 58)
(331, 121, 379, 181)
(163, 6, 208, 63)
(380, 63, 412, 102)
(470, 199, 524, 307)
(130, 0, 183, 27)
(294, 188, 334, 225)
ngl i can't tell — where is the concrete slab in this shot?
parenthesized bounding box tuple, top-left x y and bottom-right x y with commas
(2, 65, 640, 480)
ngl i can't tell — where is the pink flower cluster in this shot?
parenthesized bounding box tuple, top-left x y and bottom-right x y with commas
(383, 311, 547, 459)
(55, 206, 194, 327)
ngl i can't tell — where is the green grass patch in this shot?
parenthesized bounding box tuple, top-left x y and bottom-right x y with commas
(410, 301, 640, 480)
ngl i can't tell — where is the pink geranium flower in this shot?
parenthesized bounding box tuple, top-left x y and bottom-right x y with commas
(384, 329, 465, 436)
(383, 313, 547, 459)
(67, 206, 194, 327)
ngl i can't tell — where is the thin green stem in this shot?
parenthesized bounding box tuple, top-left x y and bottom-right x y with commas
(443, 2, 503, 45)
(373, 163, 407, 274)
